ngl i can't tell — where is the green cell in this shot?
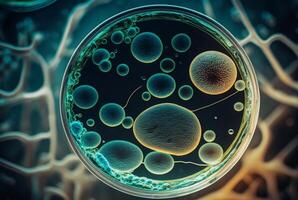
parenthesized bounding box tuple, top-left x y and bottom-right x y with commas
(116, 63, 129, 76)
(141, 91, 151, 101)
(178, 85, 193, 101)
(73, 85, 98, 109)
(160, 58, 176, 73)
(127, 27, 137, 38)
(92, 48, 110, 65)
(98, 60, 112, 73)
(81, 131, 101, 149)
(86, 118, 95, 127)
(99, 103, 125, 127)
(111, 30, 124, 44)
(144, 151, 174, 175)
(122, 116, 134, 129)
(171, 33, 191, 53)
(146, 73, 176, 98)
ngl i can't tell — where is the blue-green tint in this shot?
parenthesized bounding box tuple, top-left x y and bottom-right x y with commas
(98, 60, 112, 73)
(111, 30, 124, 44)
(124, 36, 131, 44)
(86, 118, 95, 127)
(171, 33, 191, 53)
(70, 121, 83, 138)
(73, 85, 98, 109)
(160, 58, 176, 73)
(141, 91, 151, 101)
(144, 152, 174, 175)
(81, 131, 101, 149)
(92, 48, 110, 65)
(178, 85, 193, 101)
(127, 27, 137, 38)
(147, 73, 176, 98)
(122, 116, 134, 129)
(99, 103, 125, 127)
(116, 63, 129, 76)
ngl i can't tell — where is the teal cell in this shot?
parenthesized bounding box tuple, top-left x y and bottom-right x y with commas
(144, 152, 174, 175)
(122, 116, 134, 129)
(101, 38, 107, 45)
(171, 33, 191, 53)
(81, 131, 101, 149)
(178, 85, 193, 101)
(124, 36, 132, 44)
(70, 121, 83, 138)
(86, 118, 95, 127)
(141, 91, 151, 101)
(92, 48, 110, 65)
(110, 52, 115, 59)
(147, 73, 176, 98)
(111, 30, 124, 44)
(160, 58, 176, 73)
(127, 27, 137, 37)
(131, 32, 163, 63)
(135, 26, 140, 33)
(99, 103, 125, 127)
(116, 63, 129, 76)
(73, 85, 98, 109)
(99, 140, 143, 172)
(98, 60, 112, 73)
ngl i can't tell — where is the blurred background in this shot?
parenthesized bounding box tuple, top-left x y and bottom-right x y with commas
(0, 0, 297, 199)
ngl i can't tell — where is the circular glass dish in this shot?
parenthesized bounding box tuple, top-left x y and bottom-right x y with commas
(60, 5, 259, 199)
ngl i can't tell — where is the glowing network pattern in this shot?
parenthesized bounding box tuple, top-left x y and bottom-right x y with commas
(0, 0, 297, 199)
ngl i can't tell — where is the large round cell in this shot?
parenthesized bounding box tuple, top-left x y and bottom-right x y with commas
(178, 85, 193, 101)
(189, 51, 237, 95)
(133, 103, 201, 156)
(99, 140, 143, 172)
(131, 32, 163, 63)
(144, 152, 174, 175)
(171, 33, 191, 53)
(73, 85, 98, 109)
(146, 73, 176, 98)
(198, 143, 223, 165)
(81, 131, 101, 149)
(92, 48, 110, 65)
(99, 103, 125, 127)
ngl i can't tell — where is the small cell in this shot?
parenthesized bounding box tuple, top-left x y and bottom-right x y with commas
(171, 33, 191, 53)
(160, 58, 176, 73)
(92, 48, 110, 65)
(99, 103, 125, 127)
(81, 131, 101, 149)
(142, 91, 151, 101)
(73, 85, 98, 109)
(111, 30, 124, 44)
(234, 80, 246, 91)
(122, 116, 134, 129)
(127, 27, 137, 38)
(144, 151, 174, 175)
(98, 60, 112, 73)
(234, 102, 244, 112)
(116, 63, 129, 76)
(198, 143, 223, 165)
(203, 130, 216, 142)
(178, 85, 193, 101)
(146, 73, 176, 98)
(228, 129, 234, 135)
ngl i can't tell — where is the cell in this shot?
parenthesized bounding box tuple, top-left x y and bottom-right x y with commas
(99, 103, 125, 127)
(228, 129, 234, 135)
(131, 32, 163, 63)
(86, 118, 95, 127)
(124, 37, 132, 44)
(127, 27, 137, 38)
(133, 103, 201, 156)
(146, 73, 176, 98)
(203, 130, 216, 142)
(198, 143, 223, 165)
(160, 58, 176, 73)
(171, 33, 191, 53)
(189, 50, 237, 95)
(0, 0, 56, 12)
(144, 151, 174, 175)
(92, 48, 110, 65)
(116, 63, 129, 77)
(98, 60, 112, 73)
(73, 85, 98, 109)
(70, 121, 83, 138)
(81, 131, 101, 149)
(141, 91, 151, 101)
(111, 30, 124, 44)
(99, 140, 143, 172)
(178, 85, 193, 101)
(122, 116, 134, 129)
(234, 80, 246, 91)
(234, 102, 244, 112)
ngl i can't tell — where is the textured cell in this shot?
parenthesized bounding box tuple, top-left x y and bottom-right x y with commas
(133, 103, 201, 156)
(73, 85, 98, 109)
(98, 60, 112, 73)
(99, 140, 143, 172)
(86, 118, 95, 127)
(122, 116, 134, 129)
(141, 91, 151, 101)
(171, 33, 191, 53)
(198, 143, 223, 165)
(189, 51, 237, 95)
(146, 73, 176, 98)
(92, 48, 110, 65)
(116, 63, 129, 76)
(144, 152, 174, 175)
(131, 32, 163, 63)
(70, 121, 83, 137)
(99, 103, 125, 127)
(160, 58, 176, 73)
(203, 130, 216, 142)
(234, 102, 244, 111)
(81, 131, 101, 149)
(178, 85, 193, 101)
(111, 30, 124, 44)
(234, 80, 246, 91)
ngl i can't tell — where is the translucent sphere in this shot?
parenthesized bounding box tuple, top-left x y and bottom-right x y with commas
(228, 129, 234, 135)
(122, 116, 134, 129)
(203, 130, 216, 142)
(142, 91, 151, 101)
(98, 60, 112, 73)
(116, 63, 129, 76)
(73, 85, 98, 109)
(171, 33, 191, 53)
(131, 32, 163, 63)
(92, 48, 110, 65)
(81, 131, 101, 149)
(111, 30, 124, 44)
(144, 152, 174, 175)
(99, 103, 125, 127)
(146, 73, 176, 98)
(178, 85, 193, 101)
(127, 27, 137, 38)
(234, 102, 244, 112)
(198, 143, 223, 165)
(234, 80, 246, 91)
(160, 58, 176, 73)
(86, 118, 95, 127)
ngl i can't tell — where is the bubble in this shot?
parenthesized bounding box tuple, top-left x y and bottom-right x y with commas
(198, 143, 223, 165)
(110, 52, 115, 59)
(234, 102, 244, 112)
(81, 131, 101, 149)
(92, 48, 110, 65)
(122, 116, 134, 129)
(70, 121, 83, 137)
(142, 91, 151, 101)
(99, 140, 143, 172)
(144, 152, 174, 175)
(98, 60, 112, 73)
(228, 129, 234, 135)
(116, 63, 129, 77)
(203, 130, 216, 142)
(189, 51, 237, 95)
(131, 32, 163, 63)
(124, 36, 131, 44)
(178, 85, 193, 101)
(111, 30, 124, 44)
(160, 58, 176, 73)
(133, 103, 201, 156)
(234, 80, 246, 91)
(127, 27, 137, 38)
(86, 118, 95, 127)
(171, 33, 191, 53)
(99, 103, 125, 127)
(73, 85, 98, 109)
(146, 73, 176, 98)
